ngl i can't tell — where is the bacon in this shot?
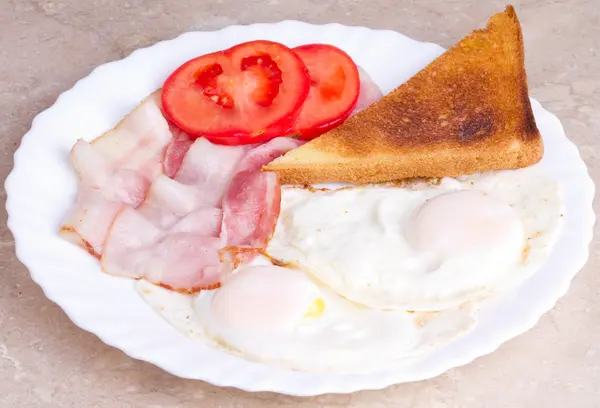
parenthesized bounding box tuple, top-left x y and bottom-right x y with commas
(221, 171, 281, 247)
(135, 175, 197, 229)
(170, 207, 223, 237)
(227, 137, 303, 175)
(174, 137, 248, 206)
(102, 207, 224, 292)
(59, 91, 172, 256)
(222, 137, 303, 248)
(142, 234, 223, 291)
(133, 138, 247, 230)
(101, 137, 248, 292)
(59, 189, 123, 258)
(352, 67, 384, 114)
(163, 126, 194, 178)
(90, 92, 172, 181)
(62, 85, 308, 291)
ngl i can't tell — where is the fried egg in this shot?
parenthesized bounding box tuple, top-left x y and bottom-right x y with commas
(266, 167, 563, 311)
(137, 264, 476, 373)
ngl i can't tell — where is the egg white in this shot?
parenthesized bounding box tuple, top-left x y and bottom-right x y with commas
(136, 263, 476, 373)
(266, 167, 564, 311)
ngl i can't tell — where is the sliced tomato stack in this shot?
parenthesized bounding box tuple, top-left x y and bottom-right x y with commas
(162, 40, 310, 145)
(162, 40, 360, 145)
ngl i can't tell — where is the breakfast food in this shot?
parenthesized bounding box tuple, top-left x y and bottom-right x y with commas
(59, 41, 376, 288)
(266, 170, 563, 311)
(264, 6, 543, 184)
(59, 91, 171, 257)
(162, 41, 363, 144)
(58, 6, 565, 373)
(99, 136, 303, 292)
(161, 40, 310, 144)
(291, 44, 361, 139)
(137, 266, 476, 372)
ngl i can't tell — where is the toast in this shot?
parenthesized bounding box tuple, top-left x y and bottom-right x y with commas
(264, 6, 543, 184)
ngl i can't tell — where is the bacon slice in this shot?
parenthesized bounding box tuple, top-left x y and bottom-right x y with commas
(163, 126, 194, 178)
(90, 92, 172, 181)
(174, 137, 248, 207)
(170, 207, 223, 236)
(222, 137, 304, 248)
(62, 84, 306, 290)
(134, 175, 196, 230)
(142, 235, 223, 291)
(59, 91, 172, 256)
(134, 138, 247, 230)
(136, 170, 229, 234)
(101, 137, 247, 292)
(59, 189, 123, 258)
(352, 67, 383, 114)
(102, 207, 224, 292)
(102, 136, 302, 291)
(221, 171, 281, 247)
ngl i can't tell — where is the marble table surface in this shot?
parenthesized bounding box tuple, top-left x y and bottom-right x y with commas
(1, 0, 599, 406)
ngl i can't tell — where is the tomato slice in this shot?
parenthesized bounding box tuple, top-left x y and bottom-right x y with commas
(291, 44, 360, 139)
(161, 40, 310, 144)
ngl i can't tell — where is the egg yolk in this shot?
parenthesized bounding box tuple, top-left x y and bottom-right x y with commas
(208, 265, 324, 334)
(304, 298, 325, 318)
(407, 190, 525, 259)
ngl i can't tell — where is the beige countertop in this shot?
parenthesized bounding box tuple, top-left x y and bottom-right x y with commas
(1, 0, 599, 406)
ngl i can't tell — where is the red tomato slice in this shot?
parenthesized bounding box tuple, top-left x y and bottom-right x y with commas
(291, 44, 360, 139)
(161, 40, 310, 144)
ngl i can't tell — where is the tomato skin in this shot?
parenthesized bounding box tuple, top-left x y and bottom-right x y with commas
(291, 44, 360, 140)
(161, 40, 310, 145)
(203, 130, 288, 146)
(295, 114, 349, 140)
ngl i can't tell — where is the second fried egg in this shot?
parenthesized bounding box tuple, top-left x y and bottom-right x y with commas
(266, 167, 563, 311)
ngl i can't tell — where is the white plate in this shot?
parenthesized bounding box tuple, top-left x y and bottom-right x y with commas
(5, 21, 595, 396)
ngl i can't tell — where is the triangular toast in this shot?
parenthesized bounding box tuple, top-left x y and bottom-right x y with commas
(264, 6, 543, 184)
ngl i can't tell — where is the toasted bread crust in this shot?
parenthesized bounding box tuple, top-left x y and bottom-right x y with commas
(265, 6, 543, 184)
